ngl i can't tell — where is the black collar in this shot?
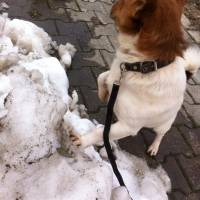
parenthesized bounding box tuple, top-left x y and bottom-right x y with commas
(121, 60, 173, 74)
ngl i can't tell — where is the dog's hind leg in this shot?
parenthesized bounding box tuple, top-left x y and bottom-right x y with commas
(98, 71, 110, 102)
(148, 118, 175, 156)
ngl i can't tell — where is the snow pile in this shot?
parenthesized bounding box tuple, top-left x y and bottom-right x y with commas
(0, 14, 171, 200)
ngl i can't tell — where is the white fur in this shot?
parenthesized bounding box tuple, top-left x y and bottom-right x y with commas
(72, 33, 200, 155)
(183, 46, 200, 74)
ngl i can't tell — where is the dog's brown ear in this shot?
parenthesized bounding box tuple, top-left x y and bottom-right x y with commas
(135, 0, 157, 17)
(134, 0, 146, 11)
(110, 0, 158, 34)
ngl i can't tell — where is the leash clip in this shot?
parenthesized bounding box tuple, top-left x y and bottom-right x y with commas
(119, 63, 127, 82)
(120, 63, 126, 73)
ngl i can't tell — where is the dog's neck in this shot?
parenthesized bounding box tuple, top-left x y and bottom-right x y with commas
(117, 33, 147, 62)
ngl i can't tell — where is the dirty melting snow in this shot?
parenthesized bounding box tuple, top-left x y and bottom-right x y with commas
(0, 14, 171, 200)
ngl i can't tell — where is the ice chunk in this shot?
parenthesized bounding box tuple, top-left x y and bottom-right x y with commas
(0, 2, 9, 12)
(0, 35, 19, 70)
(111, 187, 132, 200)
(0, 67, 67, 165)
(58, 43, 77, 68)
(0, 73, 12, 118)
(20, 57, 70, 104)
(63, 110, 96, 136)
(0, 153, 113, 200)
(4, 19, 52, 56)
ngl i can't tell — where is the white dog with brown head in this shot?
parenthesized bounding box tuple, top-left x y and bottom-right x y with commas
(71, 0, 200, 156)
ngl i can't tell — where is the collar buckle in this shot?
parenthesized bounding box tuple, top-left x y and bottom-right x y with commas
(140, 61, 158, 74)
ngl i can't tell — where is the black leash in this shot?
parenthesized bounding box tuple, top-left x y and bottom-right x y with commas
(103, 82, 133, 199)
(103, 82, 126, 186)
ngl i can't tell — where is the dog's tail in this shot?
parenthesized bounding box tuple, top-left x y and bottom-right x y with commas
(183, 46, 200, 76)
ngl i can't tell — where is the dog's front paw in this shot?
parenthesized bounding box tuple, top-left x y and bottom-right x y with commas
(69, 131, 82, 147)
(147, 143, 159, 156)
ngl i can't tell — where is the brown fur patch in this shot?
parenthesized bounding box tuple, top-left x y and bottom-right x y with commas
(111, 0, 187, 61)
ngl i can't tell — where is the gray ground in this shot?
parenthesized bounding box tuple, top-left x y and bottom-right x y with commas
(2, 0, 200, 199)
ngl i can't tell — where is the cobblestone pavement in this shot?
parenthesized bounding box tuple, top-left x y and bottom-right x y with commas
(3, 0, 200, 199)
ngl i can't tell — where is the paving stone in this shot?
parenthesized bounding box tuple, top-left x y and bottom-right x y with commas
(55, 8, 66, 15)
(67, 10, 95, 22)
(174, 110, 192, 127)
(4, 0, 28, 7)
(167, 193, 174, 200)
(98, 0, 113, 4)
(89, 107, 107, 124)
(95, 11, 114, 25)
(162, 157, 191, 194)
(119, 134, 147, 158)
(187, 84, 200, 104)
(30, 0, 70, 21)
(184, 91, 195, 104)
(188, 192, 200, 200)
(188, 78, 196, 85)
(52, 35, 80, 51)
(65, 1, 79, 11)
(80, 87, 105, 112)
(142, 127, 192, 162)
(6, 4, 32, 20)
(108, 35, 119, 50)
(172, 191, 186, 200)
(188, 30, 200, 43)
(183, 103, 200, 126)
(102, 3, 112, 14)
(192, 69, 200, 85)
(181, 14, 191, 29)
(179, 107, 194, 128)
(72, 50, 106, 68)
(89, 36, 114, 52)
(55, 21, 92, 51)
(100, 50, 115, 67)
(76, 0, 107, 13)
(67, 68, 97, 89)
(178, 155, 200, 191)
(47, 0, 65, 9)
(48, 0, 79, 11)
(93, 24, 117, 36)
(32, 20, 57, 35)
(179, 126, 200, 155)
(83, 0, 113, 4)
(91, 67, 106, 79)
(183, 29, 197, 44)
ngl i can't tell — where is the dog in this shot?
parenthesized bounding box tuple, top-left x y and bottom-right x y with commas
(70, 0, 200, 156)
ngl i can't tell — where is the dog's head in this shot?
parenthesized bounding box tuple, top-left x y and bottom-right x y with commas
(111, 0, 187, 61)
